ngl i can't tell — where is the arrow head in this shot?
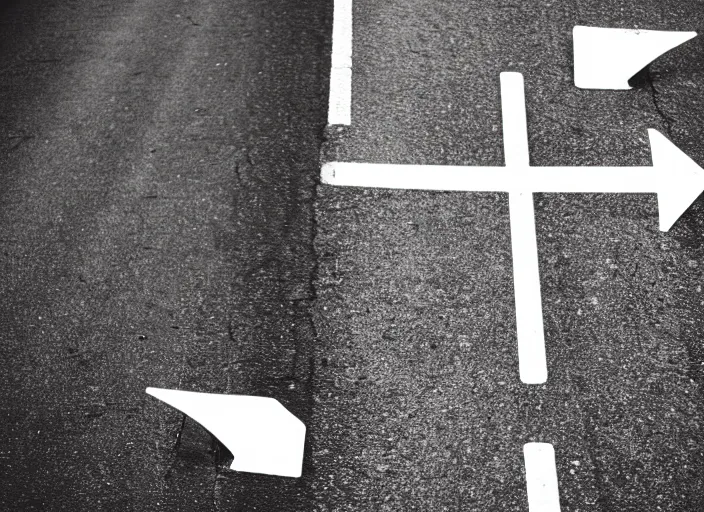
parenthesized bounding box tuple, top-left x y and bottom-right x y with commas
(146, 387, 306, 477)
(649, 129, 704, 231)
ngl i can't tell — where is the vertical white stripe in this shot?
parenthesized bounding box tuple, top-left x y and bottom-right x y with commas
(501, 72, 547, 384)
(501, 72, 530, 167)
(328, 0, 352, 125)
(329, 68, 352, 126)
(509, 192, 547, 384)
(331, 0, 352, 69)
(523, 443, 561, 512)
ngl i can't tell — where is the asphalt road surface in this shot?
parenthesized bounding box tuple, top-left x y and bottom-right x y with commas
(0, 0, 703, 511)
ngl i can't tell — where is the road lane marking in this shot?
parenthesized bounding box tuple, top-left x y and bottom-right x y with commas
(501, 72, 547, 384)
(321, 128, 704, 229)
(322, 73, 704, 384)
(524, 443, 561, 512)
(323, 139, 702, 188)
(328, 0, 353, 125)
(573, 26, 697, 89)
(509, 190, 545, 383)
(501, 72, 530, 166)
(146, 387, 306, 478)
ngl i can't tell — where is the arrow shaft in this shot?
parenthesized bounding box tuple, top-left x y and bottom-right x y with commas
(321, 161, 659, 194)
(522, 166, 657, 193)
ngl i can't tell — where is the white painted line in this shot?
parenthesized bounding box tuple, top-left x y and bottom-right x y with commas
(321, 129, 704, 231)
(509, 191, 546, 383)
(574, 26, 697, 89)
(501, 72, 530, 167)
(524, 443, 561, 512)
(321, 74, 704, 385)
(329, 67, 352, 126)
(328, 0, 353, 125)
(501, 72, 547, 384)
(146, 387, 306, 478)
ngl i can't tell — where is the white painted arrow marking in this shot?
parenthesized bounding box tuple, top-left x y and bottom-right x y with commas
(573, 26, 697, 89)
(321, 131, 704, 231)
(146, 387, 306, 478)
(321, 72, 704, 384)
(524, 443, 561, 512)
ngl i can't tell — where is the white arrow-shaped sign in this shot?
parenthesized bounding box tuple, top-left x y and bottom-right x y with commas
(573, 26, 697, 89)
(321, 72, 704, 384)
(146, 387, 306, 478)
(321, 130, 704, 232)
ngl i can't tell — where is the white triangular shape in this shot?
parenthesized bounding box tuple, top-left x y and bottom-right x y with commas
(146, 388, 306, 478)
(648, 129, 704, 231)
(574, 26, 697, 89)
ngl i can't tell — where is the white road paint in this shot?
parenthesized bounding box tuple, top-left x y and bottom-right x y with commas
(321, 129, 704, 231)
(328, 0, 353, 125)
(574, 26, 697, 89)
(321, 73, 704, 384)
(524, 443, 561, 512)
(501, 73, 530, 167)
(146, 387, 306, 478)
(501, 72, 546, 384)
(510, 189, 545, 383)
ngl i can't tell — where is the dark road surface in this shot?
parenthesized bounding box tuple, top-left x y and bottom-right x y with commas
(0, 0, 702, 511)
(0, 0, 329, 510)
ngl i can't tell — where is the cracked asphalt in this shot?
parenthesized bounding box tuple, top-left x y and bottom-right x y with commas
(0, 0, 327, 509)
(0, 0, 703, 511)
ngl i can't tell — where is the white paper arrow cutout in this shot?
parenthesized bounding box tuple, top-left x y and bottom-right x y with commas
(573, 26, 697, 89)
(321, 72, 704, 384)
(146, 387, 306, 478)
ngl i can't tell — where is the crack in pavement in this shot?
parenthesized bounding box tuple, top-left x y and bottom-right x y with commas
(646, 68, 676, 138)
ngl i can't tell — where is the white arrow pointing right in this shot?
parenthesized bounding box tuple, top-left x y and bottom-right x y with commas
(321, 128, 704, 231)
